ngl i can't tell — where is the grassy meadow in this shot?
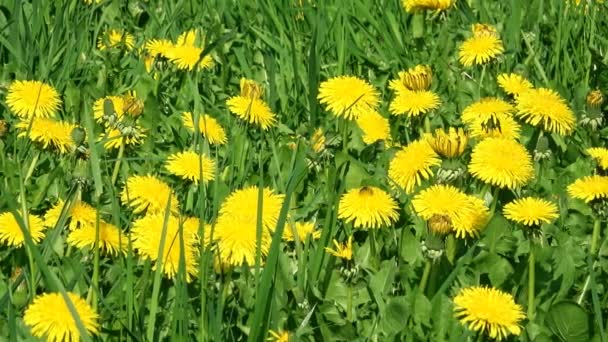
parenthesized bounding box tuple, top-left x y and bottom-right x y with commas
(1, 0, 608, 341)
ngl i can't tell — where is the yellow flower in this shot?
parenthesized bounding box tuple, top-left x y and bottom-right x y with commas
(43, 199, 98, 230)
(338, 186, 399, 229)
(503, 197, 559, 227)
(67, 221, 128, 255)
(467, 112, 521, 140)
(268, 329, 290, 342)
(388, 139, 441, 193)
(227, 78, 276, 130)
(515, 88, 576, 135)
(165, 29, 213, 71)
(0, 212, 46, 247)
(97, 29, 135, 50)
(145, 38, 173, 57)
(401, 0, 454, 12)
(390, 65, 433, 91)
(311, 127, 326, 153)
(318, 75, 380, 120)
(325, 236, 353, 261)
(469, 138, 534, 189)
(356, 111, 391, 145)
(100, 126, 146, 150)
(93, 96, 126, 123)
(166, 150, 216, 183)
(587, 89, 604, 109)
(213, 186, 284, 267)
(454, 286, 525, 341)
(427, 127, 468, 158)
(588, 147, 608, 169)
(497, 73, 533, 97)
(412, 185, 490, 238)
(121, 175, 179, 214)
(16, 117, 77, 154)
(283, 221, 321, 242)
(132, 214, 199, 281)
(459, 31, 504, 67)
(568, 175, 608, 203)
(6, 80, 61, 118)
(461, 97, 514, 125)
(182, 112, 227, 145)
(23, 292, 99, 342)
(121, 91, 144, 117)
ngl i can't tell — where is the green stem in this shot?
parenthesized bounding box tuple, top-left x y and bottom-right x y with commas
(423, 115, 431, 134)
(419, 260, 432, 293)
(111, 140, 126, 185)
(489, 186, 500, 215)
(590, 218, 602, 257)
(347, 285, 353, 322)
(528, 243, 536, 320)
(24, 150, 40, 183)
(478, 65, 486, 98)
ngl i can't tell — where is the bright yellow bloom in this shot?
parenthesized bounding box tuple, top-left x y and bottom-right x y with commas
(67, 221, 128, 255)
(503, 197, 558, 226)
(283, 221, 321, 242)
(459, 33, 504, 67)
(390, 65, 433, 91)
(427, 127, 468, 158)
(218, 186, 285, 230)
(401, 0, 454, 12)
(412, 185, 490, 238)
(121, 175, 179, 214)
(23, 292, 99, 342)
(388, 140, 441, 193)
(6, 80, 61, 118)
(461, 97, 514, 125)
(93, 95, 126, 123)
(587, 89, 604, 109)
(356, 111, 391, 144)
(389, 89, 441, 117)
(145, 38, 173, 57)
(0, 212, 46, 247)
(325, 236, 353, 261)
(467, 112, 521, 140)
(16, 117, 77, 154)
(588, 147, 608, 169)
(166, 151, 216, 183)
(165, 29, 213, 71)
(227, 78, 276, 130)
(454, 286, 525, 341)
(182, 112, 227, 145)
(497, 73, 533, 97)
(43, 199, 98, 230)
(515, 88, 576, 135)
(97, 29, 135, 50)
(338, 186, 399, 229)
(469, 138, 534, 189)
(268, 329, 291, 342)
(568, 175, 608, 203)
(100, 126, 146, 150)
(318, 76, 380, 119)
(121, 91, 144, 117)
(311, 128, 326, 153)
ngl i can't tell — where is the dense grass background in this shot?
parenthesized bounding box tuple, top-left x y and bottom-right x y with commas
(1, 0, 608, 341)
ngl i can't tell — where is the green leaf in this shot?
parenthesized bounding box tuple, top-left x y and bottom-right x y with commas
(546, 301, 590, 342)
(381, 297, 409, 335)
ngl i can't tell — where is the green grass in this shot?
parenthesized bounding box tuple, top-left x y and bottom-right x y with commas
(1, 0, 608, 341)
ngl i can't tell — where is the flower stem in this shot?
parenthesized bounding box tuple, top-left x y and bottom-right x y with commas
(590, 218, 602, 257)
(419, 260, 432, 294)
(24, 150, 40, 183)
(478, 65, 486, 98)
(527, 242, 536, 320)
(111, 140, 126, 185)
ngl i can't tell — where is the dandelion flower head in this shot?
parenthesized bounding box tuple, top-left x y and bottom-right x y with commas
(503, 197, 559, 227)
(182, 112, 227, 145)
(318, 75, 380, 120)
(497, 73, 533, 97)
(515, 88, 575, 135)
(356, 111, 391, 145)
(226, 78, 276, 130)
(338, 186, 399, 229)
(587, 147, 608, 170)
(0, 212, 46, 247)
(388, 139, 441, 193)
(568, 175, 608, 203)
(427, 127, 468, 158)
(121, 175, 179, 214)
(166, 150, 216, 184)
(469, 137, 534, 189)
(16, 117, 77, 154)
(67, 221, 128, 255)
(6, 80, 61, 118)
(325, 236, 353, 261)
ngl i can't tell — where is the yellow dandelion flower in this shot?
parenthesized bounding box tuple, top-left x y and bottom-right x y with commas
(165, 29, 213, 71)
(67, 221, 128, 255)
(101, 126, 146, 150)
(497, 73, 533, 97)
(461, 97, 514, 125)
(268, 330, 291, 342)
(181, 112, 227, 145)
(213, 214, 272, 267)
(240, 78, 265, 98)
(145, 38, 173, 57)
(16, 117, 77, 154)
(427, 127, 468, 158)
(43, 199, 98, 230)
(83, 0, 102, 4)
(356, 111, 391, 145)
(472, 23, 499, 38)
(283, 221, 321, 242)
(459, 35, 504, 67)
(588, 147, 608, 169)
(390, 65, 433, 91)
(218, 186, 285, 230)
(515, 88, 576, 135)
(325, 236, 353, 261)
(166, 150, 216, 183)
(568, 175, 608, 203)
(453, 286, 525, 341)
(503, 197, 558, 227)
(0, 212, 46, 247)
(23, 292, 99, 342)
(412, 185, 490, 238)
(587, 89, 604, 109)
(401, 0, 454, 12)
(311, 127, 326, 153)
(93, 96, 126, 123)
(227, 78, 276, 129)
(132, 214, 199, 280)
(121, 175, 179, 214)
(467, 112, 521, 140)
(469, 138, 534, 189)
(121, 91, 144, 117)
(97, 29, 135, 51)
(6, 80, 61, 118)
(389, 89, 441, 117)
(318, 75, 380, 120)
(338, 186, 399, 229)
(388, 139, 441, 193)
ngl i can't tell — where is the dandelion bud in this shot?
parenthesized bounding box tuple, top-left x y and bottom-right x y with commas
(0, 120, 8, 137)
(587, 89, 604, 110)
(71, 127, 87, 145)
(122, 92, 144, 117)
